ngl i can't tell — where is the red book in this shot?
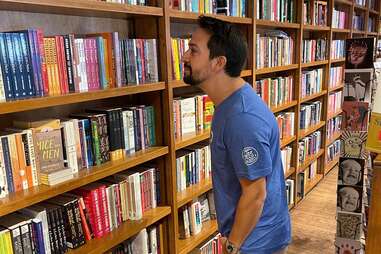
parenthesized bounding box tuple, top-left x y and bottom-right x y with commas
(96, 184, 111, 234)
(54, 36, 65, 95)
(36, 29, 49, 96)
(114, 184, 122, 226)
(90, 38, 100, 90)
(77, 196, 92, 241)
(59, 36, 69, 94)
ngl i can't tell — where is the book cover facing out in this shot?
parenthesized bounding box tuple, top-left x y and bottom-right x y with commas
(366, 112, 381, 153)
(345, 37, 375, 69)
(342, 101, 369, 131)
(35, 129, 64, 173)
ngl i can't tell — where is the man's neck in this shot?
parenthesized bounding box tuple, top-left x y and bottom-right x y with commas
(200, 74, 246, 106)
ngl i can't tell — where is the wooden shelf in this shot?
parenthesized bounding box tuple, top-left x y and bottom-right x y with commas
(300, 90, 327, 103)
(369, 9, 379, 15)
(0, 82, 166, 114)
(175, 130, 210, 150)
(177, 180, 213, 208)
(285, 167, 296, 179)
(298, 149, 325, 173)
(169, 9, 252, 24)
(256, 19, 300, 29)
(328, 84, 344, 92)
(69, 206, 171, 254)
(303, 24, 330, 31)
(170, 70, 252, 89)
(178, 219, 218, 254)
(354, 4, 367, 11)
(301, 60, 329, 68)
(327, 109, 343, 121)
(255, 64, 299, 75)
(334, 0, 353, 5)
(0, 0, 163, 18)
(325, 156, 340, 175)
(271, 100, 298, 114)
(353, 30, 366, 34)
(332, 28, 351, 33)
(331, 58, 346, 64)
(305, 174, 323, 194)
(281, 136, 296, 149)
(299, 121, 326, 139)
(0, 146, 169, 217)
(326, 131, 342, 147)
(288, 203, 295, 211)
(368, 32, 378, 36)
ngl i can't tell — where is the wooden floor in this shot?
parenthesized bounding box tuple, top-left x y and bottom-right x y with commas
(287, 167, 338, 254)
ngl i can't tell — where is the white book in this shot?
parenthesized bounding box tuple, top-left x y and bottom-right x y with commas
(0, 63, 5, 102)
(180, 97, 196, 135)
(189, 201, 202, 235)
(131, 228, 148, 254)
(105, 186, 114, 231)
(122, 110, 135, 154)
(0, 139, 8, 198)
(61, 121, 78, 174)
(71, 119, 83, 171)
(148, 227, 158, 254)
(74, 38, 88, 92)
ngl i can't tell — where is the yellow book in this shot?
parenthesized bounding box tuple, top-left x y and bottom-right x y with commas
(199, 0, 204, 14)
(366, 112, 381, 153)
(172, 39, 181, 80)
(3, 230, 13, 254)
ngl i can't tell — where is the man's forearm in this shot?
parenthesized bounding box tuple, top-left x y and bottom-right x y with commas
(228, 192, 265, 249)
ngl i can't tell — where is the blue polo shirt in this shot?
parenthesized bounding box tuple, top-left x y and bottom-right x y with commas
(210, 83, 291, 253)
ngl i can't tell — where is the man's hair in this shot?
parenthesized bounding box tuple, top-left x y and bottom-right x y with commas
(198, 16, 248, 77)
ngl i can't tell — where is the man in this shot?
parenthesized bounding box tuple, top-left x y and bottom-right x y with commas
(339, 159, 362, 186)
(338, 186, 361, 212)
(182, 16, 291, 254)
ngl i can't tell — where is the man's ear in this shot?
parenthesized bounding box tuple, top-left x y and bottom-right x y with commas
(212, 56, 227, 73)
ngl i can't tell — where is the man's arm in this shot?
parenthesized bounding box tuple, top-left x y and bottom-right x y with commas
(227, 177, 267, 250)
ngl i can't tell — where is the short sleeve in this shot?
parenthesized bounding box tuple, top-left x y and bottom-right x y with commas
(224, 113, 272, 180)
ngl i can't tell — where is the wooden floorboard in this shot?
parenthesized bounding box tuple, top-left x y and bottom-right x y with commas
(287, 168, 338, 254)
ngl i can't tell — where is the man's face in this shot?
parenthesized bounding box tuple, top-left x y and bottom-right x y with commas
(349, 44, 367, 66)
(340, 187, 359, 212)
(342, 160, 361, 185)
(182, 28, 215, 86)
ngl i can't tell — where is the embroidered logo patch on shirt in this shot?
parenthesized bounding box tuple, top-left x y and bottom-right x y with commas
(242, 147, 258, 166)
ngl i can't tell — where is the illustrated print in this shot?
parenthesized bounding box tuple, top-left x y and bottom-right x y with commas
(335, 237, 362, 254)
(341, 131, 368, 159)
(345, 38, 375, 69)
(337, 185, 363, 213)
(338, 158, 364, 186)
(336, 211, 362, 240)
(342, 101, 369, 131)
(242, 147, 258, 166)
(344, 70, 373, 102)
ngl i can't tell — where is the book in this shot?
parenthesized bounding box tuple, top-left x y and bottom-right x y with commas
(342, 101, 369, 131)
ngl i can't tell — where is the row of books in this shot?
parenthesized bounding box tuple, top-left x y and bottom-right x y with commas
(255, 75, 294, 108)
(297, 172, 305, 199)
(285, 179, 295, 206)
(353, 15, 364, 31)
(0, 30, 159, 102)
(281, 146, 292, 174)
(303, 0, 328, 26)
(298, 131, 322, 165)
(276, 112, 295, 140)
(100, 0, 148, 5)
(173, 94, 214, 138)
(170, 0, 246, 17)
(108, 226, 160, 254)
(190, 233, 222, 254)
(331, 40, 345, 60)
(354, 0, 365, 6)
(332, 8, 347, 29)
(171, 38, 188, 81)
(178, 192, 216, 239)
(306, 160, 318, 181)
(256, 31, 294, 69)
(301, 68, 323, 99)
(327, 139, 341, 163)
(368, 17, 376, 33)
(329, 66, 344, 89)
(0, 105, 156, 197)
(302, 38, 327, 63)
(256, 0, 295, 23)
(328, 91, 343, 116)
(300, 101, 322, 130)
(176, 143, 211, 192)
(0, 166, 160, 253)
(369, 0, 376, 10)
(327, 115, 342, 141)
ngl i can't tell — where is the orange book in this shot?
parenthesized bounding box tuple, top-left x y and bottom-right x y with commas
(43, 38, 54, 96)
(6, 134, 23, 192)
(49, 37, 61, 96)
(14, 133, 29, 190)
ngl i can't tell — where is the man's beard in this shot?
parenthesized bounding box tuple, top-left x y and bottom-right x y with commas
(183, 64, 202, 86)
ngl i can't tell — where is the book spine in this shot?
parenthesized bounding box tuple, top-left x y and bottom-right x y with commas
(0, 138, 8, 198)
(63, 35, 75, 92)
(19, 32, 35, 97)
(77, 197, 92, 241)
(20, 132, 33, 189)
(72, 199, 86, 246)
(98, 185, 110, 234)
(36, 29, 49, 96)
(90, 118, 101, 166)
(30, 30, 42, 97)
(1, 137, 14, 194)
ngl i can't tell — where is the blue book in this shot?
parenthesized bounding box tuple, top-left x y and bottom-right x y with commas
(5, 33, 21, 99)
(18, 32, 35, 97)
(0, 33, 14, 100)
(82, 119, 94, 167)
(96, 37, 107, 89)
(11, 33, 28, 98)
(1, 136, 14, 193)
(32, 219, 46, 254)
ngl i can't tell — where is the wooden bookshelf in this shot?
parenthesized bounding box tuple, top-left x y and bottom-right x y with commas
(0, 146, 169, 217)
(325, 156, 340, 175)
(334, 0, 353, 5)
(305, 174, 324, 195)
(328, 84, 344, 92)
(177, 179, 213, 207)
(303, 24, 331, 31)
(353, 30, 366, 35)
(177, 219, 218, 254)
(281, 136, 296, 149)
(331, 58, 346, 63)
(285, 167, 296, 179)
(369, 9, 379, 15)
(301, 60, 329, 68)
(298, 149, 325, 173)
(326, 131, 342, 147)
(175, 130, 210, 150)
(271, 100, 298, 114)
(0, 82, 166, 114)
(327, 109, 343, 121)
(255, 19, 300, 29)
(299, 121, 326, 139)
(300, 90, 328, 103)
(354, 4, 367, 12)
(169, 9, 252, 24)
(332, 28, 351, 33)
(255, 64, 299, 75)
(69, 207, 171, 254)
